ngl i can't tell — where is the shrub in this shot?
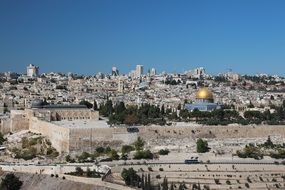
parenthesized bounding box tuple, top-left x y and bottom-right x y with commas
(121, 145, 135, 154)
(96, 147, 105, 154)
(21, 137, 29, 149)
(75, 167, 84, 176)
(196, 138, 209, 153)
(134, 137, 145, 151)
(1, 173, 23, 190)
(121, 168, 141, 186)
(109, 149, 119, 160)
(214, 179, 220, 184)
(0, 132, 6, 145)
(272, 178, 277, 182)
(158, 149, 170, 155)
(105, 146, 111, 154)
(46, 147, 59, 158)
(204, 185, 210, 190)
(65, 155, 75, 163)
(247, 177, 252, 183)
(15, 147, 37, 160)
(133, 150, 153, 160)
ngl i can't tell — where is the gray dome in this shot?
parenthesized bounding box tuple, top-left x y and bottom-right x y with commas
(31, 99, 44, 108)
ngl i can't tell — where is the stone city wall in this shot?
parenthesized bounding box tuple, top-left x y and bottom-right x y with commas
(68, 127, 134, 152)
(0, 110, 29, 134)
(10, 110, 29, 133)
(29, 117, 70, 153)
(137, 125, 285, 140)
(0, 118, 10, 134)
(6, 108, 285, 154)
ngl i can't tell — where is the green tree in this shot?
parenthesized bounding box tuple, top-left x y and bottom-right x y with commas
(158, 149, 170, 155)
(105, 146, 111, 153)
(1, 173, 23, 190)
(115, 102, 126, 114)
(75, 167, 84, 176)
(0, 132, 6, 145)
(124, 113, 139, 125)
(191, 109, 202, 122)
(121, 145, 135, 154)
(134, 150, 153, 160)
(86, 167, 92, 177)
(147, 173, 151, 190)
(99, 100, 113, 117)
(93, 100, 98, 110)
(121, 168, 141, 187)
(263, 136, 274, 148)
(65, 155, 72, 162)
(161, 105, 165, 115)
(170, 183, 174, 190)
(248, 102, 255, 108)
(162, 176, 168, 190)
(244, 110, 263, 120)
(263, 110, 271, 121)
(177, 104, 181, 110)
(196, 138, 209, 153)
(109, 149, 119, 160)
(141, 174, 145, 189)
(79, 100, 93, 109)
(179, 109, 189, 120)
(96, 147, 105, 154)
(212, 109, 225, 120)
(134, 137, 145, 151)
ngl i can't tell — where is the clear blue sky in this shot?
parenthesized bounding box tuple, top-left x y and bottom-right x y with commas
(1, 0, 285, 75)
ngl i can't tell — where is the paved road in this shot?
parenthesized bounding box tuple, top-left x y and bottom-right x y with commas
(100, 159, 284, 166)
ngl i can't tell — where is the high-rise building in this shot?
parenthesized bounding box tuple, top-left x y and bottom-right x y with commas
(135, 65, 143, 78)
(27, 64, 39, 78)
(150, 68, 156, 76)
(185, 67, 206, 79)
(112, 67, 119, 76)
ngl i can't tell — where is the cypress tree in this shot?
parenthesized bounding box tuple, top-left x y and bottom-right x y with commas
(170, 183, 174, 190)
(93, 100, 98, 110)
(147, 173, 151, 190)
(162, 176, 168, 190)
(141, 174, 145, 189)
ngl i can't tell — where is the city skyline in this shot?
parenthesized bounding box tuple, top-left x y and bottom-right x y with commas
(1, 0, 285, 76)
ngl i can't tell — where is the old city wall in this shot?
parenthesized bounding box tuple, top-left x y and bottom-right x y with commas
(68, 127, 137, 152)
(137, 125, 285, 140)
(10, 111, 29, 132)
(0, 111, 29, 134)
(29, 117, 70, 153)
(0, 118, 11, 134)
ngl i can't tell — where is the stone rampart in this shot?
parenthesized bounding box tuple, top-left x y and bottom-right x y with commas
(137, 125, 285, 142)
(29, 117, 70, 153)
(68, 127, 131, 152)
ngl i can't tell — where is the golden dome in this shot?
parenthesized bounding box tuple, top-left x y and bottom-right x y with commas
(196, 87, 214, 100)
